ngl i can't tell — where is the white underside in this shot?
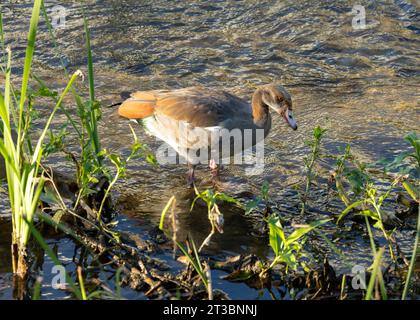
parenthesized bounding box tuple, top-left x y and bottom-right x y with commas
(141, 115, 265, 164)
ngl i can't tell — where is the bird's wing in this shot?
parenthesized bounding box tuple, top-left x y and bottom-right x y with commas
(119, 87, 249, 128)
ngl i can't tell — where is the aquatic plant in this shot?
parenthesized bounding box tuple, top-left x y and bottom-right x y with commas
(262, 215, 330, 274)
(301, 126, 327, 214)
(337, 182, 398, 260)
(191, 187, 241, 251)
(37, 4, 157, 227)
(96, 125, 156, 221)
(336, 133, 419, 271)
(333, 144, 370, 207)
(40, 4, 108, 210)
(245, 180, 271, 215)
(385, 132, 420, 299)
(0, 0, 81, 278)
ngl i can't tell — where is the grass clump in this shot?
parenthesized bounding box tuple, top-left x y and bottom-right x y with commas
(0, 0, 81, 278)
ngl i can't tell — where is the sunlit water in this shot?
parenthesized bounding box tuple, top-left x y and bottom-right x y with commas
(0, 0, 419, 299)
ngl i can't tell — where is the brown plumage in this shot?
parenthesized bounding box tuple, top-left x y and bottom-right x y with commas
(119, 87, 247, 126)
(118, 84, 298, 185)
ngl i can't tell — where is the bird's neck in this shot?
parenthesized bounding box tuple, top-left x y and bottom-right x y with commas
(251, 89, 270, 128)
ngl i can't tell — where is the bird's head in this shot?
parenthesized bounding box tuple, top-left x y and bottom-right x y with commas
(258, 84, 297, 130)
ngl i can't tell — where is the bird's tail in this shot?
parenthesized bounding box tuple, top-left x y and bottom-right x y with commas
(118, 91, 157, 119)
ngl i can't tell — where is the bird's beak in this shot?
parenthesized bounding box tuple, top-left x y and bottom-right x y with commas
(283, 109, 298, 130)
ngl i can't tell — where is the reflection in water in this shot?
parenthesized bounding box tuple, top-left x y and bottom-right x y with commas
(0, 0, 419, 298)
(0, 220, 12, 273)
(119, 185, 270, 256)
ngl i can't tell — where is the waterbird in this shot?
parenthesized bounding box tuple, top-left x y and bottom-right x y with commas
(118, 84, 298, 185)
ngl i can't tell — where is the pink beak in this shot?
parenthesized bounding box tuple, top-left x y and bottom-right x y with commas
(283, 109, 298, 130)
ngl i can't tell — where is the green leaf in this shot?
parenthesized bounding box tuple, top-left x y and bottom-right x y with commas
(268, 215, 286, 257)
(261, 180, 269, 198)
(223, 270, 255, 282)
(146, 154, 157, 166)
(286, 219, 331, 246)
(40, 187, 60, 206)
(52, 210, 66, 231)
(215, 192, 240, 205)
(402, 180, 419, 202)
(245, 198, 261, 215)
(358, 209, 379, 221)
(337, 200, 365, 223)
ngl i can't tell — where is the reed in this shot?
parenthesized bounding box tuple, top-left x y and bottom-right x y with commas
(82, 9, 101, 165)
(0, 0, 81, 277)
(41, 3, 105, 205)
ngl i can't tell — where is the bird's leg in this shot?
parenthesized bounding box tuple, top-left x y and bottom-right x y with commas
(187, 163, 196, 187)
(209, 159, 219, 180)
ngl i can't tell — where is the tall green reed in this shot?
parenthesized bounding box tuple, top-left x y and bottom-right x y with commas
(41, 3, 105, 204)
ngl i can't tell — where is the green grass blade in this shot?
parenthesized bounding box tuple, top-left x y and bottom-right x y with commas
(365, 247, 385, 300)
(402, 203, 420, 299)
(337, 200, 364, 223)
(159, 195, 175, 230)
(286, 219, 331, 246)
(77, 267, 88, 300)
(176, 240, 208, 287)
(82, 9, 101, 161)
(17, 0, 42, 147)
(40, 2, 83, 138)
(365, 216, 377, 256)
(31, 70, 81, 164)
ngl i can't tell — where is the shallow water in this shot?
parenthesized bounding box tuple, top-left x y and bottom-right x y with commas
(0, 0, 419, 299)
